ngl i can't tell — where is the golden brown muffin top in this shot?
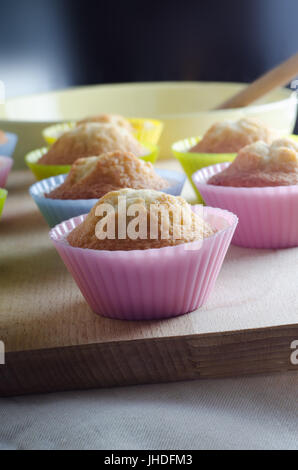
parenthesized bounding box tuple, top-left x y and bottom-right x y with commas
(190, 118, 275, 154)
(208, 138, 298, 187)
(46, 151, 168, 200)
(67, 188, 214, 251)
(0, 130, 7, 145)
(77, 114, 133, 132)
(39, 123, 147, 165)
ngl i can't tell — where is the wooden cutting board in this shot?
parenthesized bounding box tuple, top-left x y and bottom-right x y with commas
(0, 165, 298, 397)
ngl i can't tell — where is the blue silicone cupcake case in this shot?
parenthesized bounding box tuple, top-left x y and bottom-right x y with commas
(30, 168, 186, 227)
(0, 132, 18, 157)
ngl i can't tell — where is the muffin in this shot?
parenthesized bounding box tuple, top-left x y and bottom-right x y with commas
(39, 123, 147, 165)
(51, 198, 237, 319)
(46, 151, 168, 200)
(190, 118, 274, 154)
(192, 137, 298, 248)
(0, 130, 7, 145)
(67, 188, 214, 251)
(42, 118, 163, 148)
(77, 113, 133, 132)
(208, 138, 298, 187)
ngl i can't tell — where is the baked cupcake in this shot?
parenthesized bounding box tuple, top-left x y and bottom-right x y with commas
(190, 117, 275, 154)
(46, 151, 168, 200)
(172, 118, 275, 202)
(172, 118, 276, 201)
(67, 188, 214, 251)
(42, 117, 163, 146)
(77, 115, 164, 144)
(39, 123, 148, 166)
(29, 153, 186, 227)
(77, 113, 133, 132)
(50, 189, 238, 319)
(208, 138, 298, 187)
(192, 138, 298, 248)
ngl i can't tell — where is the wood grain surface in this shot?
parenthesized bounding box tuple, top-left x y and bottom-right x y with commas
(0, 165, 297, 396)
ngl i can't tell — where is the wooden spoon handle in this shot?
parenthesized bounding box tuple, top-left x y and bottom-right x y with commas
(215, 53, 298, 110)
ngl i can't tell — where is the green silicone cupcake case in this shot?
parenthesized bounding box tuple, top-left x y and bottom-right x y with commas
(172, 137, 236, 201)
(289, 134, 298, 143)
(0, 189, 7, 220)
(25, 143, 159, 181)
(25, 147, 72, 181)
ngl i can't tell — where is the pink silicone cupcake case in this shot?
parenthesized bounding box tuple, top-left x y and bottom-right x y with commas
(0, 156, 13, 188)
(192, 162, 298, 249)
(50, 206, 238, 321)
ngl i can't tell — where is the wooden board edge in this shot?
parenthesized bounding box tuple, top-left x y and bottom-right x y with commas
(1, 323, 298, 396)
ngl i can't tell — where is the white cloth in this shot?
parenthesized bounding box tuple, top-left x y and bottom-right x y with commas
(0, 372, 297, 450)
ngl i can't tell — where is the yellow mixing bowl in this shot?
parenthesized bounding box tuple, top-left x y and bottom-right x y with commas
(25, 143, 159, 181)
(1, 82, 296, 169)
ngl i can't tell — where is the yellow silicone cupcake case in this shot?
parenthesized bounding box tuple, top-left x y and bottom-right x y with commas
(25, 143, 159, 181)
(42, 118, 163, 146)
(128, 118, 164, 145)
(172, 137, 237, 199)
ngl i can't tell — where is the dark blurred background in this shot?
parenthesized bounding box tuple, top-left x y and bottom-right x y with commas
(0, 0, 298, 97)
